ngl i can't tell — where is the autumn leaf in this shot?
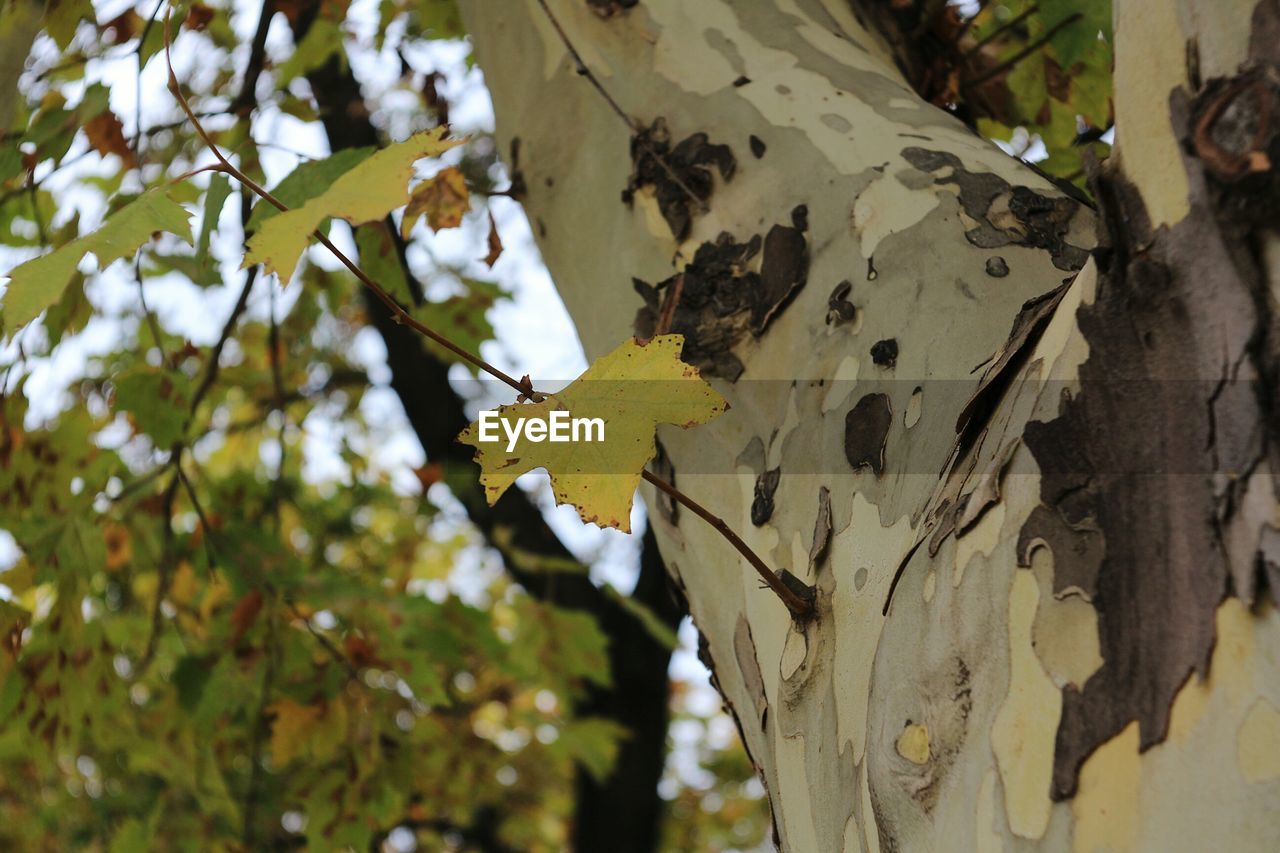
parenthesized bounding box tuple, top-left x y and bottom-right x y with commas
(1, 188, 192, 332)
(268, 698, 323, 766)
(244, 127, 462, 282)
(458, 334, 726, 532)
(84, 110, 135, 168)
(400, 165, 470, 237)
(229, 589, 263, 644)
(483, 210, 503, 267)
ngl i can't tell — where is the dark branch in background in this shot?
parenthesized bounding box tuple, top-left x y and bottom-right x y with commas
(286, 4, 685, 849)
(231, 0, 276, 117)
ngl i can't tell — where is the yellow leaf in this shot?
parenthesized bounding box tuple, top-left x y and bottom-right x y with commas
(268, 697, 346, 766)
(458, 334, 726, 532)
(400, 166, 469, 238)
(244, 127, 462, 282)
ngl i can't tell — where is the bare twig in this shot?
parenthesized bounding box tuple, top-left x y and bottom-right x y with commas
(642, 471, 812, 619)
(962, 3, 1038, 57)
(967, 13, 1082, 87)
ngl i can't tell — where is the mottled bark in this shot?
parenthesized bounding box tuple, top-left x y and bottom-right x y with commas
(465, 0, 1280, 850)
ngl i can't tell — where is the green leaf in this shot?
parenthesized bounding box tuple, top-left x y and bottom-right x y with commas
(1, 189, 192, 332)
(1039, 0, 1111, 68)
(354, 222, 409, 303)
(0, 0, 44, 132)
(277, 18, 345, 86)
(553, 718, 628, 783)
(459, 334, 727, 532)
(246, 147, 375, 233)
(113, 367, 194, 448)
(414, 280, 505, 372)
(245, 128, 462, 282)
(43, 0, 95, 51)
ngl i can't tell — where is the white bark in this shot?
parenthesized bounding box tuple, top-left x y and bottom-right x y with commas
(463, 1, 1280, 849)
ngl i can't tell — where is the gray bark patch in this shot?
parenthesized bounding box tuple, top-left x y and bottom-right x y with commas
(901, 147, 1089, 272)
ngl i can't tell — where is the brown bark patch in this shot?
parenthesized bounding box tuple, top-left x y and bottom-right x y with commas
(1021, 121, 1278, 797)
(623, 117, 735, 241)
(633, 213, 810, 379)
(845, 393, 893, 476)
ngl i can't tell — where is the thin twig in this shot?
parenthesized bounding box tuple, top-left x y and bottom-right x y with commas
(286, 601, 359, 681)
(642, 471, 812, 619)
(164, 12, 529, 394)
(132, 0, 168, 158)
(531, 0, 709, 214)
(175, 462, 219, 571)
(963, 3, 1038, 57)
(137, 471, 181, 673)
(967, 13, 1082, 87)
(188, 267, 258, 418)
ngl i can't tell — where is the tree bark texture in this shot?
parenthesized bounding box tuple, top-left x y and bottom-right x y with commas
(465, 0, 1280, 850)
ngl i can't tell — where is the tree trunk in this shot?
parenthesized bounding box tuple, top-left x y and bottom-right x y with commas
(463, 0, 1280, 849)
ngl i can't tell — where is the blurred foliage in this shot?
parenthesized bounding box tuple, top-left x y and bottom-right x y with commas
(908, 0, 1113, 189)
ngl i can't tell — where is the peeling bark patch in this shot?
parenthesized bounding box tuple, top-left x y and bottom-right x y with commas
(751, 467, 781, 527)
(633, 232, 759, 380)
(956, 283, 1070, 448)
(1019, 158, 1279, 799)
(870, 338, 898, 368)
(624, 117, 736, 241)
(732, 75, 751, 87)
(749, 134, 767, 158)
(753, 219, 809, 334)
(845, 393, 892, 476)
(900, 147, 1088, 271)
(985, 256, 1009, 277)
(827, 280, 857, 326)
(733, 617, 769, 730)
(633, 213, 809, 378)
(1189, 68, 1280, 224)
(1258, 525, 1280, 607)
(808, 486, 832, 572)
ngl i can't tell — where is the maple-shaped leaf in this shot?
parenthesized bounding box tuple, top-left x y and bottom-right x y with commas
(400, 165, 470, 237)
(1, 188, 192, 332)
(244, 127, 462, 282)
(458, 334, 727, 532)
